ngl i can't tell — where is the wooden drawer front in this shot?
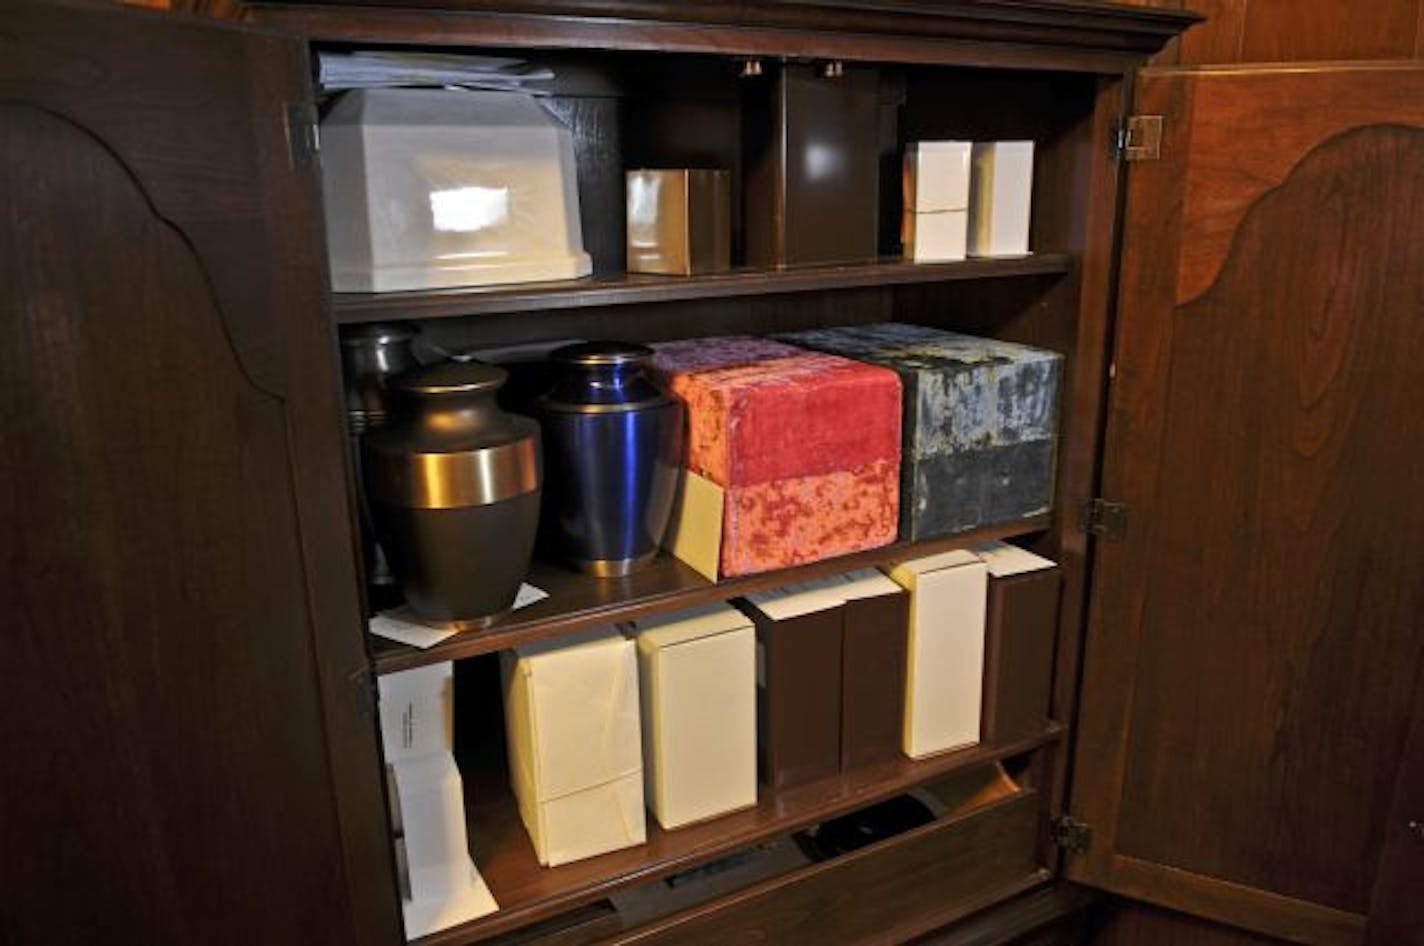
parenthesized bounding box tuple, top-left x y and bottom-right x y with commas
(618, 790, 1042, 946)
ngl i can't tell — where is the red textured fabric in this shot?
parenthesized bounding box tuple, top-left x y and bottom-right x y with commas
(665, 353, 902, 487)
(721, 460, 900, 576)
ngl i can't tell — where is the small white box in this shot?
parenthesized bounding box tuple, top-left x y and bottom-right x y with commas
(635, 602, 757, 830)
(968, 141, 1035, 257)
(903, 141, 972, 213)
(903, 209, 968, 263)
(388, 754, 498, 939)
(502, 628, 646, 866)
(378, 662, 454, 763)
(886, 550, 988, 757)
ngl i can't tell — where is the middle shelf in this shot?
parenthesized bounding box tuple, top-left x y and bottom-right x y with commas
(371, 513, 1050, 674)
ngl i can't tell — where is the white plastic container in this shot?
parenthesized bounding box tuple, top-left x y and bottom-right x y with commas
(321, 88, 592, 292)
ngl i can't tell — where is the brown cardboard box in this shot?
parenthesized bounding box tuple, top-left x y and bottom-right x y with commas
(739, 583, 845, 789)
(834, 570, 910, 770)
(973, 541, 1060, 746)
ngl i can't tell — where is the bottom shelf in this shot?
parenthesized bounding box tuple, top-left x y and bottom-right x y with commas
(420, 724, 1062, 945)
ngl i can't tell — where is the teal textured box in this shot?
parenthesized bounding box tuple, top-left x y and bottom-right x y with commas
(774, 323, 1061, 539)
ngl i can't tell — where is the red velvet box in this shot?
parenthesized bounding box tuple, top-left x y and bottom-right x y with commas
(650, 337, 902, 578)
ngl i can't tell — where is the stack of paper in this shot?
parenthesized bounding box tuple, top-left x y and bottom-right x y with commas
(318, 51, 553, 92)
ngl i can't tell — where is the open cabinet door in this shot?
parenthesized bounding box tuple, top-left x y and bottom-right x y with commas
(1067, 63, 1424, 946)
(0, 3, 399, 944)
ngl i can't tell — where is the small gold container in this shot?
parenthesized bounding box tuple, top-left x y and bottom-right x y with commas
(625, 169, 731, 276)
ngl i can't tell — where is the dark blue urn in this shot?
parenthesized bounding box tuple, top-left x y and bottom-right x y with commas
(536, 342, 684, 577)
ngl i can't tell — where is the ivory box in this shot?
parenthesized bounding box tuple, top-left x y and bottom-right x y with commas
(775, 322, 1062, 539)
(973, 540, 1061, 746)
(634, 602, 757, 829)
(502, 628, 646, 866)
(902, 141, 971, 263)
(968, 141, 1035, 258)
(739, 582, 846, 789)
(649, 336, 902, 579)
(887, 550, 988, 758)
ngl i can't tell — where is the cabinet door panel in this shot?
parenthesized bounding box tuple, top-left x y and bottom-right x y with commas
(1069, 63, 1424, 946)
(0, 4, 398, 944)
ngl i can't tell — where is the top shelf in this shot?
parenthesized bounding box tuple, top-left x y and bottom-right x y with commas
(331, 254, 1070, 324)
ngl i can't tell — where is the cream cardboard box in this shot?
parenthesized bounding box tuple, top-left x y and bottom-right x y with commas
(388, 754, 498, 940)
(886, 550, 988, 757)
(903, 140, 972, 263)
(634, 602, 756, 829)
(968, 141, 1035, 258)
(502, 628, 646, 866)
(378, 662, 454, 762)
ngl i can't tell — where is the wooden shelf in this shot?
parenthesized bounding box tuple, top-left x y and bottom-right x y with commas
(417, 724, 1063, 945)
(370, 515, 1050, 674)
(332, 255, 1071, 324)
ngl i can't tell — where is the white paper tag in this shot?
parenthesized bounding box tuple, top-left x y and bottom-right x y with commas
(370, 583, 549, 649)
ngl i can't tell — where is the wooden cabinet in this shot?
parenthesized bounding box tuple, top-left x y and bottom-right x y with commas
(3, 3, 1421, 946)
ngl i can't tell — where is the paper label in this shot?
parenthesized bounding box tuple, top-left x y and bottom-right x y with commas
(370, 583, 549, 649)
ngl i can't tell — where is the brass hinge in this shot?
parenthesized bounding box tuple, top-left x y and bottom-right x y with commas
(285, 102, 319, 169)
(1115, 114, 1163, 161)
(1051, 815, 1093, 854)
(1080, 498, 1128, 540)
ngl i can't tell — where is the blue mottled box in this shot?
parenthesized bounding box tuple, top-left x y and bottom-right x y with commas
(774, 323, 1061, 539)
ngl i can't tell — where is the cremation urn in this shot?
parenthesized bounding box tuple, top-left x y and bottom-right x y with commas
(536, 342, 683, 577)
(363, 361, 542, 629)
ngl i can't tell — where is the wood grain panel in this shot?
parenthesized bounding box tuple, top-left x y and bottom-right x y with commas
(1070, 64, 1424, 945)
(0, 4, 399, 944)
(1363, 686, 1424, 946)
(1176, 0, 1247, 66)
(1237, 0, 1419, 62)
(1158, 63, 1424, 304)
(1090, 900, 1291, 946)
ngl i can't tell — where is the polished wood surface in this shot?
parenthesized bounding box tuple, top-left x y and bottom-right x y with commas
(247, 0, 1196, 73)
(421, 729, 1060, 944)
(334, 255, 1072, 324)
(1069, 63, 1424, 945)
(1135, 0, 1424, 65)
(372, 515, 1050, 673)
(1089, 901, 1291, 946)
(910, 883, 1098, 945)
(0, 2, 397, 944)
(1363, 686, 1424, 946)
(616, 793, 1044, 946)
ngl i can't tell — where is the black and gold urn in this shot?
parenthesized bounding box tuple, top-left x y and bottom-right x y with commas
(362, 361, 542, 629)
(536, 341, 683, 577)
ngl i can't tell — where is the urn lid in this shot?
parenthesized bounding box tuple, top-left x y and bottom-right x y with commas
(395, 360, 508, 397)
(551, 341, 653, 368)
(340, 321, 417, 347)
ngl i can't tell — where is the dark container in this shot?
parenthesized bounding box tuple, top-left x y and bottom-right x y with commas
(536, 342, 683, 577)
(339, 322, 419, 611)
(743, 62, 880, 267)
(362, 361, 542, 629)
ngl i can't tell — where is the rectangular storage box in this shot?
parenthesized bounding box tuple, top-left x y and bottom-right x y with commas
(739, 583, 846, 789)
(626, 169, 732, 276)
(502, 628, 646, 866)
(973, 540, 1061, 746)
(887, 550, 989, 758)
(968, 141, 1035, 258)
(650, 337, 902, 579)
(833, 569, 911, 769)
(634, 602, 757, 829)
(775, 322, 1062, 539)
(743, 63, 880, 267)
